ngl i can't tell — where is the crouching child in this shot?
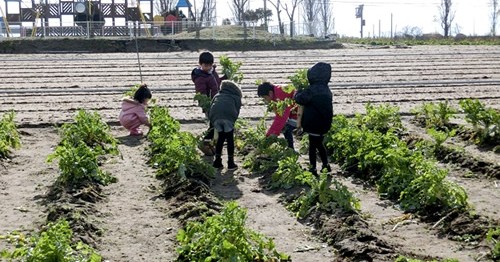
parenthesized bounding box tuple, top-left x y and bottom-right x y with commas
(119, 84, 152, 136)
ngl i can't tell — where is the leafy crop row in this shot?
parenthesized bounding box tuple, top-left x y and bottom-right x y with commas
(235, 118, 360, 218)
(412, 99, 499, 151)
(145, 106, 290, 260)
(326, 104, 468, 216)
(147, 106, 214, 182)
(1, 220, 101, 262)
(0, 109, 119, 261)
(176, 201, 290, 261)
(47, 110, 118, 187)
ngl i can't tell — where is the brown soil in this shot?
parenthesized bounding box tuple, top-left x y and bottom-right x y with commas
(1, 46, 499, 261)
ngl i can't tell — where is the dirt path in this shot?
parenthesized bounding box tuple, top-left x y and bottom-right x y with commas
(179, 122, 336, 261)
(94, 126, 180, 261)
(335, 172, 491, 262)
(0, 128, 58, 249)
(210, 161, 337, 261)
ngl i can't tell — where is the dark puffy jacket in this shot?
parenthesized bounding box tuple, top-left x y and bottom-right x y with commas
(191, 65, 224, 98)
(209, 81, 242, 125)
(294, 62, 333, 135)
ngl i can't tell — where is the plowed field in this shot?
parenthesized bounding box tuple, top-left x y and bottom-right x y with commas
(1, 45, 499, 261)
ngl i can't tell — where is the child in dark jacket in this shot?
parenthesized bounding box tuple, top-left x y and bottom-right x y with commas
(294, 62, 333, 175)
(209, 80, 242, 170)
(191, 51, 226, 155)
(119, 84, 152, 136)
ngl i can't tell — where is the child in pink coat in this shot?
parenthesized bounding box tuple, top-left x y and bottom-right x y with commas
(119, 84, 152, 136)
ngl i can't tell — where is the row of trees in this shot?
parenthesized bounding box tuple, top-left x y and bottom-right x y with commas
(153, 0, 499, 38)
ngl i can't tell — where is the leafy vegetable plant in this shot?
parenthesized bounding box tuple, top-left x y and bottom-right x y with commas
(176, 201, 290, 261)
(0, 111, 21, 158)
(193, 92, 212, 114)
(288, 171, 360, 218)
(459, 98, 500, 146)
(147, 106, 215, 181)
(219, 55, 244, 83)
(412, 101, 457, 129)
(59, 110, 118, 155)
(0, 220, 102, 262)
(47, 141, 116, 186)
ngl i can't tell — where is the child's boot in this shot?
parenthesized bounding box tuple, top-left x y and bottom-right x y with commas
(213, 155, 223, 169)
(227, 156, 238, 170)
(308, 165, 318, 176)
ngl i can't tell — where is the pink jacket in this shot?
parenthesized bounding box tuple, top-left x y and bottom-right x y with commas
(119, 98, 150, 129)
(267, 85, 298, 136)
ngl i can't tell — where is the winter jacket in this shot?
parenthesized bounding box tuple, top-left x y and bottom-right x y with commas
(191, 65, 225, 98)
(294, 62, 333, 135)
(267, 85, 298, 136)
(209, 81, 242, 126)
(119, 97, 150, 129)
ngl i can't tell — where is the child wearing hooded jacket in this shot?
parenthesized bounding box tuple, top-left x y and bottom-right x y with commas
(119, 84, 152, 136)
(294, 62, 333, 175)
(208, 80, 242, 170)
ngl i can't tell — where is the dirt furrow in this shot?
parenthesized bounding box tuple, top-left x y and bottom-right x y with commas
(0, 128, 59, 250)
(334, 173, 491, 262)
(94, 127, 179, 261)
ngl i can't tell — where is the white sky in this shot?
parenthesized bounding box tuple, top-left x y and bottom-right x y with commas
(215, 0, 497, 37)
(1, 0, 497, 37)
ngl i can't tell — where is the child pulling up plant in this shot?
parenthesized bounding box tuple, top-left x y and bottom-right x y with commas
(119, 84, 152, 136)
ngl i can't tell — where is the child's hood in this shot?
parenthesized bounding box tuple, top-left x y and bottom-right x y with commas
(307, 62, 331, 85)
(219, 81, 242, 98)
(121, 97, 144, 111)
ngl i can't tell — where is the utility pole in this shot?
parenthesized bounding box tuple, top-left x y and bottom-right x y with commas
(264, 0, 268, 30)
(390, 13, 393, 38)
(355, 4, 365, 38)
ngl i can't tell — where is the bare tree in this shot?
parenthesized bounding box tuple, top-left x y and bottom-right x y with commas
(230, 0, 250, 25)
(399, 25, 423, 38)
(188, 0, 215, 38)
(229, 0, 249, 39)
(317, 0, 334, 37)
(281, 0, 302, 37)
(155, 0, 176, 16)
(268, 0, 285, 35)
(491, 0, 499, 36)
(302, 0, 318, 36)
(438, 0, 455, 37)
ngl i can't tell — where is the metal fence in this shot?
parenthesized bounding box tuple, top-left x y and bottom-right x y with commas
(0, 20, 323, 40)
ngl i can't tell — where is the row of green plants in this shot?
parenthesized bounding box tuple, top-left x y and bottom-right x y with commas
(411, 99, 500, 151)
(1, 220, 102, 262)
(47, 109, 118, 187)
(236, 119, 360, 219)
(239, 68, 361, 218)
(1, 109, 117, 261)
(176, 201, 290, 261)
(145, 106, 290, 261)
(326, 103, 468, 215)
(0, 111, 21, 158)
(147, 106, 214, 181)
